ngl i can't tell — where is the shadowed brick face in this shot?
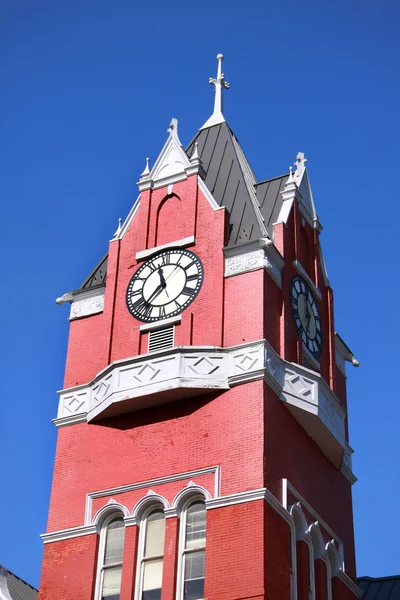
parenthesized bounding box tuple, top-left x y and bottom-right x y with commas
(40, 121, 358, 600)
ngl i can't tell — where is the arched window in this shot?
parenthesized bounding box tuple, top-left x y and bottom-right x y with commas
(137, 508, 166, 600)
(97, 515, 126, 600)
(181, 500, 206, 600)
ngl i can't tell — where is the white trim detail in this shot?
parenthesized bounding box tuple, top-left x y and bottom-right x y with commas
(41, 524, 97, 544)
(140, 315, 181, 333)
(132, 493, 170, 520)
(335, 333, 360, 376)
(173, 484, 211, 513)
(136, 236, 195, 262)
(115, 197, 140, 240)
(92, 501, 130, 527)
(337, 571, 362, 598)
(198, 176, 224, 211)
(84, 466, 220, 526)
(293, 260, 322, 300)
(55, 341, 355, 478)
(69, 288, 105, 321)
(0, 566, 13, 600)
(282, 480, 344, 567)
(224, 238, 284, 288)
(138, 119, 203, 192)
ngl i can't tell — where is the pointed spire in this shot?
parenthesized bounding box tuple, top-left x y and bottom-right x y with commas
(140, 157, 150, 179)
(113, 217, 122, 239)
(191, 142, 199, 162)
(200, 54, 230, 130)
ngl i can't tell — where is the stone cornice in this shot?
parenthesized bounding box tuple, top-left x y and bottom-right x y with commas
(224, 238, 284, 288)
(55, 340, 355, 480)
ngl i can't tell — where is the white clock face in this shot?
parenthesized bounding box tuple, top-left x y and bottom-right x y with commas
(290, 276, 323, 358)
(126, 249, 204, 322)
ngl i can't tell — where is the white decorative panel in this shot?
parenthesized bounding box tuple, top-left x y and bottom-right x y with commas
(225, 250, 264, 277)
(230, 343, 265, 377)
(285, 370, 315, 401)
(58, 389, 89, 418)
(69, 293, 104, 320)
(182, 354, 226, 377)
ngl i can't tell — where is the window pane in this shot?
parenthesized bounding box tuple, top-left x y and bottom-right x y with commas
(143, 558, 163, 594)
(144, 510, 165, 558)
(104, 518, 125, 565)
(102, 566, 122, 599)
(184, 578, 204, 600)
(184, 550, 205, 581)
(185, 502, 206, 550)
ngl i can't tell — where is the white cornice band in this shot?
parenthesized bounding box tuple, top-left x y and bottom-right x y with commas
(69, 288, 105, 321)
(224, 238, 285, 288)
(55, 339, 355, 481)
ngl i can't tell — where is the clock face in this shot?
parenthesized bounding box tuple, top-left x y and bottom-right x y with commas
(126, 249, 204, 322)
(290, 276, 323, 358)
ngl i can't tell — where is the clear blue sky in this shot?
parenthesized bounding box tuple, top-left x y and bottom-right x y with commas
(1, 0, 399, 589)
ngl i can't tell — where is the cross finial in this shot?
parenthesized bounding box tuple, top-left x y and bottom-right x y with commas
(200, 54, 230, 129)
(294, 152, 307, 182)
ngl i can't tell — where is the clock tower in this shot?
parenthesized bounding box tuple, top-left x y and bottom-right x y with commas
(39, 55, 361, 600)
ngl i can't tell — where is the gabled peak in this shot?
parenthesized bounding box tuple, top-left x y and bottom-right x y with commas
(138, 118, 203, 191)
(282, 152, 320, 228)
(200, 54, 230, 130)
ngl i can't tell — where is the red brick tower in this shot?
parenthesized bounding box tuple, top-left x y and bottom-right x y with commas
(39, 55, 361, 600)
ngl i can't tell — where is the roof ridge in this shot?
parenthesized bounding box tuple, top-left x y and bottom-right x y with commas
(257, 173, 289, 185)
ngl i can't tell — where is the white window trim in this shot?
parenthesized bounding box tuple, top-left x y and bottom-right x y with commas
(134, 504, 166, 600)
(176, 494, 206, 600)
(94, 512, 125, 600)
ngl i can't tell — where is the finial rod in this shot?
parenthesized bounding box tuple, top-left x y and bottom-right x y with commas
(200, 54, 230, 130)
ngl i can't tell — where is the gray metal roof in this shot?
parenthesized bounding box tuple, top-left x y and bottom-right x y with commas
(255, 174, 288, 238)
(0, 566, 38, 600)
(78, 121, 289, 289)
(358, 576, 400, 599)
(78, 252, 108, 291)
(186, 122, 266, 246)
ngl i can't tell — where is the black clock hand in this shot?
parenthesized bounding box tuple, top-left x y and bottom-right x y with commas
(147, 283, 164, 304)
(158, 266, 166, 288)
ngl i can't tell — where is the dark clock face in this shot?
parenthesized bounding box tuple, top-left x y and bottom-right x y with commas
(290, 276, 323, 358)
(126, 249, 204, 322)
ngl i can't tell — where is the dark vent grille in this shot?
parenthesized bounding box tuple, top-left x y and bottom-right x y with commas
(148, 326, 174, 352)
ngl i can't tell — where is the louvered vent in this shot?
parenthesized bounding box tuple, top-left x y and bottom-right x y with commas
(148, 326, 175, 352)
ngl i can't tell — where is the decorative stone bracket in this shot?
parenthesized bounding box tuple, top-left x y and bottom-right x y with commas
(55, 340, 355, 480)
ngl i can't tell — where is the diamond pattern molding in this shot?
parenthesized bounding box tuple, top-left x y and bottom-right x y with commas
(55, 340, 354, 478)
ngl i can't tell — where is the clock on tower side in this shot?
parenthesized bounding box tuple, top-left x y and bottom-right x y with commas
(40, 56, 360, 600)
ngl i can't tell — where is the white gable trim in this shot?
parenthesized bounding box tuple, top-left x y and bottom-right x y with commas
(137, 119, 204, 192)
(198, 176, 224, 211)
(115, 197, 140, 240)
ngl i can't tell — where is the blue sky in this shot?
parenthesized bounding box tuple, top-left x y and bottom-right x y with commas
(1, 0, 399, 589)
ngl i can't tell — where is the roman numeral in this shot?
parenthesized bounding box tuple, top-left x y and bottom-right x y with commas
(147, 262, 157, 272)
(132, 297, 151, 316)
(186, 274, 198, 282)
(183, 260, 195, 271)
(160, 306, 166, 318)
(181, 286, 194, 297)
(161, 253, 171, 265)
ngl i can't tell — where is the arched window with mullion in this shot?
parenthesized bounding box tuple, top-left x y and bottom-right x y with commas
(97, 515, 126, 600)
(137, 508, 166, 600)
(182, 500, 206, 600)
